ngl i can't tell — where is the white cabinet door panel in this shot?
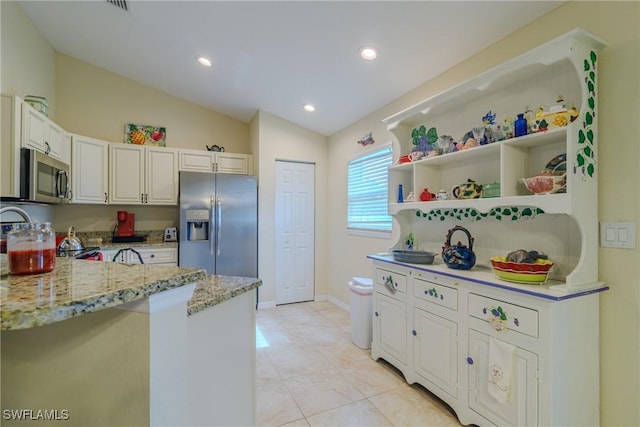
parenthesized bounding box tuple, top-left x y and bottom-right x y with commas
(468, 329, 538, 427)
(375, 292, 407, 364)
(71, 135, 109, 204)
(413, 308, 458, 398)
(109, 144, 144, 204)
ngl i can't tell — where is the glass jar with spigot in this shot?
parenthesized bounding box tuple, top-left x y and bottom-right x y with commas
(7, 223, 56, 275)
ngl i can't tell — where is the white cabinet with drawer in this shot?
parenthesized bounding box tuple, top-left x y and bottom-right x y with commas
(100, 246, 177, 266)
(372, 267, 408, 369)
(370, 257, 604, 427)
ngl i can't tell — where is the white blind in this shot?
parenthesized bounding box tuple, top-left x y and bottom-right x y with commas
(347, 146, 392, 232)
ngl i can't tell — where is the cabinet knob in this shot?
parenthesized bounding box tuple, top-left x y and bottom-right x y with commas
(150, 254, 155, 258)
(412, 330, 417, 336)
(374, 311, 379, 317)
(467, 357, 474, 365)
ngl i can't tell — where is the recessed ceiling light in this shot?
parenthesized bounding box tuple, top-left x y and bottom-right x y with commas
(359, 46, 378, 60)
(303, 104, 316, 112)
(197, 56, 212, 67)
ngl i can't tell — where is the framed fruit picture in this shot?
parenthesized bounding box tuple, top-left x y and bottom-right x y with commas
(125, 123, 167, 146)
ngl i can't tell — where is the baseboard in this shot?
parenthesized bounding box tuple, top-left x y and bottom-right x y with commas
(328, 295, 350, 312)
(256, 295, 350, 312)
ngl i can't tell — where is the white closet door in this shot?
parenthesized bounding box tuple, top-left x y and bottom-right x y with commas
(275, 161, 315, 305)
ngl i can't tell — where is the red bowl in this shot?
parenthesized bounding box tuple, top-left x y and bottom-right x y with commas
(399, 155, 411, 164)
(490, 256, 554, 273)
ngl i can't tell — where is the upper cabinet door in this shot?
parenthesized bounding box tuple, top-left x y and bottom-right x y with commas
(145, 147, 178, 205)
(21, 102, 68, 162)
(178, 149, 251, 175)
(215, 152, 251, 174)
(109, 144, 145, 204)
(178, 148, 215, 173)
(71, 135, 109, 204)
(21, 103, 47, 152)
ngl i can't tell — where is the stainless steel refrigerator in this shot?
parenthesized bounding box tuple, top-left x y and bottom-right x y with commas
(179, 172, 257, 277)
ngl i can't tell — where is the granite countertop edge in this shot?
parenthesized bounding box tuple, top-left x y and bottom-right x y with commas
(1, 260, 208, 331)
(187, 275, 262, 316)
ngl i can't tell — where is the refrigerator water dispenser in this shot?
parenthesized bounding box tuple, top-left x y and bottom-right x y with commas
(186, 210, 209, 241)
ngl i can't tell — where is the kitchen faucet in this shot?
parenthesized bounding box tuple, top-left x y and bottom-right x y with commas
(0, 206, 33, 223)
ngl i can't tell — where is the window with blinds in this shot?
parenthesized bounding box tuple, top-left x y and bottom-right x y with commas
(347, 145, 393, 234)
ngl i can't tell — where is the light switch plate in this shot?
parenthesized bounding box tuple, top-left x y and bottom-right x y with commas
(600, 222, 636, 249)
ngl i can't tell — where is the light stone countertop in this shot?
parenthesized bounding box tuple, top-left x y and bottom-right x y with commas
(188, 275, 261, 317)
(1, 258, 207, 330)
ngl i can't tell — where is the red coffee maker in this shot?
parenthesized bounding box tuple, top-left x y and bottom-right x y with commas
(117, 211, 135, 237)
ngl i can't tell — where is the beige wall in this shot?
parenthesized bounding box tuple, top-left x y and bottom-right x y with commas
(327, 2, 640, 425)
(1, 1, 57, 115)
(55, 54, 249, 153)
(252, 110, 328, 305)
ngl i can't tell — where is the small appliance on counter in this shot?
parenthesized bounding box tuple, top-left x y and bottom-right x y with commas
(164, 227, 177, 242)
(112, 210, 146, 243)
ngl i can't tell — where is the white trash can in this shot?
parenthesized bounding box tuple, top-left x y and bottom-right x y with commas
(349, 277, 373, 349)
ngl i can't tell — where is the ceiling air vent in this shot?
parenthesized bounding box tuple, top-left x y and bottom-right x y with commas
(106, 0, 128, 12)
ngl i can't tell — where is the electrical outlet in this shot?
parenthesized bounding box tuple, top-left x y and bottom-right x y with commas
(599, 222, 636, 249)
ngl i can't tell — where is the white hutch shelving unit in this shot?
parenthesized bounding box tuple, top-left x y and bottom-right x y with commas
(369, 29, 608, 427)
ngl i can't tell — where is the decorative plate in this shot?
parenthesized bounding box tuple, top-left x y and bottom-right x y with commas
(542, 153, 566, 175)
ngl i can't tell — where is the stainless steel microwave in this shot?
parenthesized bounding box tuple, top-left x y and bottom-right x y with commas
(20, 148, 70, 204)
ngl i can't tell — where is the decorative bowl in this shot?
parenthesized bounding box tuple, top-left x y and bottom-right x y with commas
(521, 173, 566, 195)
(392, 250, 436, 264)
(490, 256, 554, 284)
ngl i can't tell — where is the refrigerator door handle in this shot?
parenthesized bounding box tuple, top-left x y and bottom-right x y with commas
(216, 196, 222, 256)
(210, 194, 215, 255)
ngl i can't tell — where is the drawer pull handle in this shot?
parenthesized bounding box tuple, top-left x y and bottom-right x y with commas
(487, 305, 508, 332)
(374, 311, 379, 317)
(514, 318, 519, 327)
(467, 357, 474, 365)
(384, 275, 396, 294)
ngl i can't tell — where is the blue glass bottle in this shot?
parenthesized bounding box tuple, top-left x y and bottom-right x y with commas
(398, 184, 404, 203)
(514, 113, 528, 137)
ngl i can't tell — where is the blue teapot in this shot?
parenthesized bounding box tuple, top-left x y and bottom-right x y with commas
(442, 225, 476, 270)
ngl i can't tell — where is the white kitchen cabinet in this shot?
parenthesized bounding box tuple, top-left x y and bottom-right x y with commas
(374, 293, 407, 366)
(109, 144, 178, 205)
(109, 143, 144, 204)
(1, 95, 22, 197)
(21, 101, 67, 162)
(99, 248, 127, 263)
(412, 307, 458, 399)
(369, 257, 605, 427)
(215, 151, 252, 174)
(71, 135, 109, 204)
(100, 246, 177, 266)
(468, 329, 538, 427)
(178, 148, 252, 175)
(372, 267, 408, 368)
(383, 29, 606, 290)
(128, 247, 178, 266)
(145, 146, 179, 204)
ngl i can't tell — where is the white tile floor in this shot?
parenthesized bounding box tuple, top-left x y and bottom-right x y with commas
(256, 301, 464, 427)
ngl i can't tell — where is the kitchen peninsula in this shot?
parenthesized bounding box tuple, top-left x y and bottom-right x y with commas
(1, 258, 261, 426)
